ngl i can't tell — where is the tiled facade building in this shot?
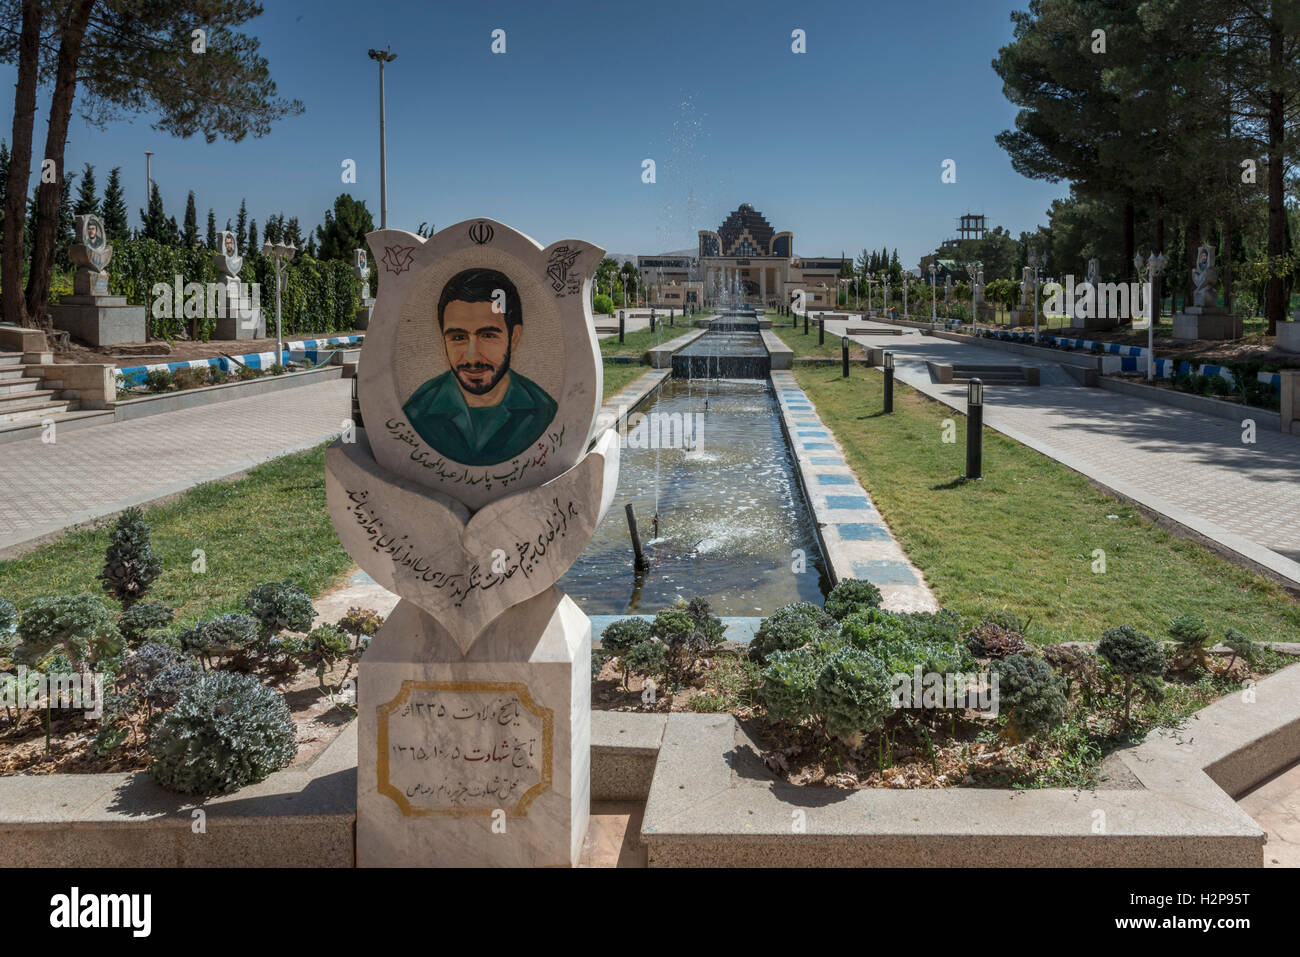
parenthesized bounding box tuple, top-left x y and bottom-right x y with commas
(638, 203, 848, 308)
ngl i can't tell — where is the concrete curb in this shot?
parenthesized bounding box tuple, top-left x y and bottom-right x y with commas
(114, 365, 344, 422)
(636, 663, 1300, 867)
(770, 370, 938, 613)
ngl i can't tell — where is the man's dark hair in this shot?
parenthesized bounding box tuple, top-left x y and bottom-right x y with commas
(437, 268, 522, 334)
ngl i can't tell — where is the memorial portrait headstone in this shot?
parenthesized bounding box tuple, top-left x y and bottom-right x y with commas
(49, 214, 147, 346)
(1079, 257, 1117, 331)
(1172, 244, 1241, 341)
(326, 218, 617, 867)
(1008, 266, 1033, 327)
(213, 230, 264, 339)
(354, 248, 375, 330)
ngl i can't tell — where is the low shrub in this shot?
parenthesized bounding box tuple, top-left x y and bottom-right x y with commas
(14, 593, 120, 668)
(965, 619, 1029, 660)
(1042, 644, 1101, 705)
(814, 647, 893, 743)
(993, 654, 1067, 739)
(823, 578, 883, 620)
(100, 507, 163, 608)
(142, 369, 174, 393)
(176, 613, 260, 669)
(147, 670, 297, 795)
(118, 600, 174, 648)
(758, 647, 823, 726)
(298, 624, 352, 688)
(748, 601, 835, 664)
(592, 293, 614, 315)
(1097, 625, 1165, 723)
(1222, 627, 1256, 671)
(243, 581, 316, 638)
(653, 598, 724, 688)
(623, 639, 666, 690)
(1168, 615, 1212, 671)
(600, 617, 655, 689)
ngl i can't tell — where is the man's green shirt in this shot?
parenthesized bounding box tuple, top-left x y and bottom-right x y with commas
(401, 370, 558, 467)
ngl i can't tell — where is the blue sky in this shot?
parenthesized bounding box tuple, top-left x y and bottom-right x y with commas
(3, 0, 1065, 269)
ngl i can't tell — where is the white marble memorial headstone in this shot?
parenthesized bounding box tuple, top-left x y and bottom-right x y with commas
(327, 218, 617, 867)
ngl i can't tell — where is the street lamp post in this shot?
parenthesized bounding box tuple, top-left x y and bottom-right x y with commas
(367, 48, 398, 228)
(902, 275, 909, 318)
(262, 241, 297, 363)
(883, 351, 895, 413)
(865, 272, 874, 316)
(144, 151, 153, 208)
(966, 379, 984, 480)
(1134, 252, 1166, 382)
(966, 261, 982, 330)
(1028, 250, 1046, 343)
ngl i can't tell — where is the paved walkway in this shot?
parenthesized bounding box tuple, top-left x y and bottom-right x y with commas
(0, 378, 352, 554)
(813, 315, 1300, 586)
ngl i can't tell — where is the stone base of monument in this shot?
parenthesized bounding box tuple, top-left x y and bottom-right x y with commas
(214, 309, 265, 340)
(49, 295, 147, 346)
(355, 300, 375, 330)
(357, 588, 590, 868)
(73, 268, 109, 297)
(1275, 321, 1300, 354)
(1172, 307, 1242, 341)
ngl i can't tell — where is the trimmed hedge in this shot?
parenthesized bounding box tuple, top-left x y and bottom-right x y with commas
(109, 238, 360, 340)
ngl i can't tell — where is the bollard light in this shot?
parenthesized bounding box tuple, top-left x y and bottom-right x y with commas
(883, 350, 895, 413)
(965, 377, 984, 480)
(818, 312, 825, 345)
(841, 336, 849, 378)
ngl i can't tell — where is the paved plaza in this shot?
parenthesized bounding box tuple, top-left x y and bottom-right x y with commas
(812, 315, 1300, 586)
(0, 377, 352, 554)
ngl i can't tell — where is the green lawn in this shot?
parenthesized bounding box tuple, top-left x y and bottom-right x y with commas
(0, 370, 644, 623)
(598, 318, 693, 357)
(794, 363, 1300, 643)
(602, 360, 652, 396)
(771, 317, 871, 359)
(0, 446, 353, 625)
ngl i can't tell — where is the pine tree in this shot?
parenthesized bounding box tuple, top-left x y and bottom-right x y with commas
(139, 181, 171, 243)
(100, 167, 129, 240)
(100, 506, 163, 608)
(284, 217, 303, 248)
(74, 163, 98, 217)
(235, 198, 248, 254)
(205, 208, 217, 249)
(247, 218, 258, 251)
(315, 194, 375, 261)
(182, 190, 199, 247)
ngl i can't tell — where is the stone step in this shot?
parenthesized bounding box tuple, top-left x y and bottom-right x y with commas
(0, 387, 61, 407)
(0, 366, 25, 380)
(0, 352, 22, 366)
(0, 377, 43, 396)
(0, 397, 74, 423)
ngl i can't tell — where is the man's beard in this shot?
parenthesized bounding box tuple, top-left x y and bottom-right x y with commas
(454, 344, 511, 396)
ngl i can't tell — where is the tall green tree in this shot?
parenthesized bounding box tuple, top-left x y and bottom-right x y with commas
(1, 0, 303, 328)
(314, 193, 374, 261)
(235, 198, 248, 254)
(181, 190, 199, 248)
(138, 181, 174, 244)
(205, 207, 217, 249)
(100, 165, 127, 239)
(247, 217, 258, 251)
(73, 161, 97, 216)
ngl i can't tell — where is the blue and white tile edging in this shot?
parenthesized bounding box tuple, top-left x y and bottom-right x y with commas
(115, 335, 364, 387)
(770, 369, 938, 613)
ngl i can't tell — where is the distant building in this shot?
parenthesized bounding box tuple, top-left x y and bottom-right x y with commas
(637, 203, 848, 308)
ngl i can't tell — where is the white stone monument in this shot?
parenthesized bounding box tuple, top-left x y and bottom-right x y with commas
(49, 214, 147, 346)
(1078, 257, 1117, 331)
(354, 248, 375, 330)
(327, 218, 616, 867)
(1172, 245, 1242, 341)
(1009, 266, 1032, 327)
(213, 230, 264, 339)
